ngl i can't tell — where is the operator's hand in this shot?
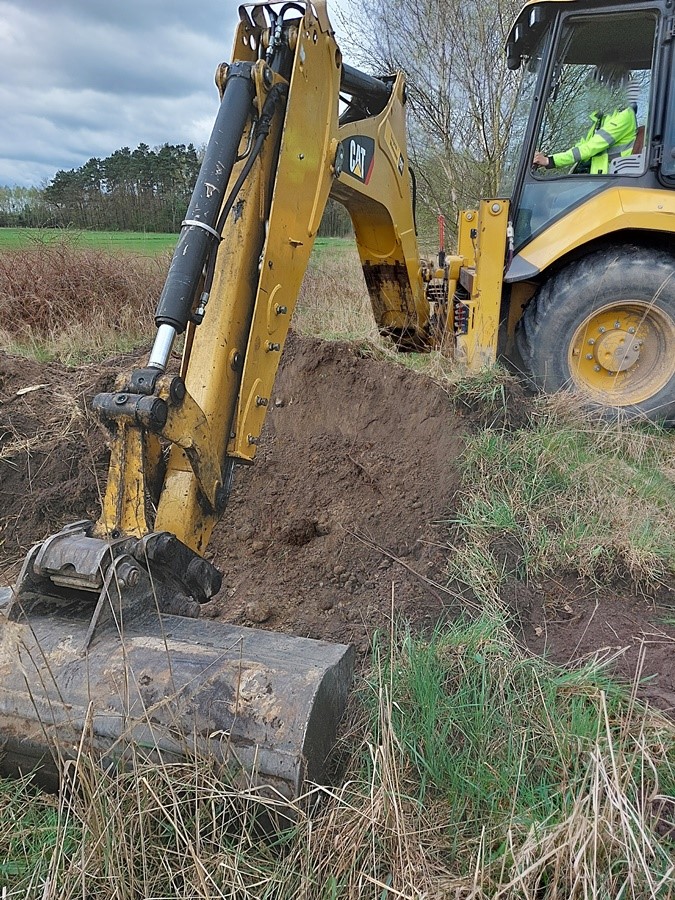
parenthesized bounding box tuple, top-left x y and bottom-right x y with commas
(533, 151, 550, 168)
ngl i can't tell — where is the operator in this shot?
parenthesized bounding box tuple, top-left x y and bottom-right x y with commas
(533, 66, 639, 175)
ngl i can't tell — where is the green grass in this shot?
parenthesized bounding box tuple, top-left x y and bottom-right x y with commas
(1, 613, 673, 898)
(0, 227, 176, 255)
(310, 236, 356, 256)
(447, 393, 675, 596)
(0, 776, 77, 884)
(0, 230, 356, 257)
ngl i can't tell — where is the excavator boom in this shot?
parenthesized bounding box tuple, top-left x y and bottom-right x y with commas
(4, 0, 675, 803)
(0, 0, 428, 797)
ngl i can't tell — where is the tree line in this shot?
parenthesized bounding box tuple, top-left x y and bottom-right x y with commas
(0, 142, 352, 237)
(2, 0, 520, 244)
(1, 144, 201, 233)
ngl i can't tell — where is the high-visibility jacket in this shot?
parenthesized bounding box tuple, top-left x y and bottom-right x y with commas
(551, 106, 637, 175)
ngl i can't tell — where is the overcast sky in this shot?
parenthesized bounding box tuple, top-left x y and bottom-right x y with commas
(0, 1, 353, 189)
(0, 1, 247, 187)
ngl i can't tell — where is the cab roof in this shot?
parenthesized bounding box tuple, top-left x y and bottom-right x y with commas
(506, 0, 659, 69)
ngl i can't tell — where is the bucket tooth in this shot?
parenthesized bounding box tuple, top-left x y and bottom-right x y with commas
(0, 525, 353, 799)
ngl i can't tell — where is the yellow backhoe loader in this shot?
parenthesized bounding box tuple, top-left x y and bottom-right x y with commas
(1, 0, 674, 797)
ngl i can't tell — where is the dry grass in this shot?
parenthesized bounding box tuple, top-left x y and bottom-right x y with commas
(1, 614, 673, 899)
(0, 239, 166, 363)
(294, 243, 380, 344)
(0, 235, 434, 371)
(0, 237, 383, 365)
(0, 385, 86, 465)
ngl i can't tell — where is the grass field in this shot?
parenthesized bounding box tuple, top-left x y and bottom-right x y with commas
(0, 239, 674, 897)
(0, 227, 177, 255)
(0, 228, 358, 257)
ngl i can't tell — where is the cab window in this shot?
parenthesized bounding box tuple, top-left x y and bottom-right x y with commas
(514, 11, 656, 247)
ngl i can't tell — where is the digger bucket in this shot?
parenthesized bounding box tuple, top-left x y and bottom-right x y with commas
(0, 583, 354, 799)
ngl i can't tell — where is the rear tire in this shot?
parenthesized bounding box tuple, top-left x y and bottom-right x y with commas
(516, 247, 675, 423)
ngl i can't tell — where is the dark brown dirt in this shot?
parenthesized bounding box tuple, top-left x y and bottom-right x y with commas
(505, 574, 675, 713)
(1, 333, 675, 709)
(202, 335, 464, 653)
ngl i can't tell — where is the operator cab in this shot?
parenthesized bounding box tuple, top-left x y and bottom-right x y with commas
(501, 0, 670, 253)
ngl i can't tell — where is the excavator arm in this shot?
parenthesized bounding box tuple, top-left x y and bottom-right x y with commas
(332, 73, 431, 349)
(93, 0, 432, 554)
(0, 0, 434, 798)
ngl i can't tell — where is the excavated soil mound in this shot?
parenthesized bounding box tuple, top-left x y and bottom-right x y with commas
(204, 335, 464, 652)
(0, 335, 465, 654)
(1, 333, 675, 709)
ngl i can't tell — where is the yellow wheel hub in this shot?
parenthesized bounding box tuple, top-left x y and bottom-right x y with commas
(568, 301, 675, 406)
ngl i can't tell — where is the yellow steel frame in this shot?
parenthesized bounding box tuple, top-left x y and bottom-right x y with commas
(330, 76, 429, 339)
(97, 425, 150, 538)
(516, 187, 675, 275)
(226, 14, 341, 464)
(150, 4, 341, 552)
(455, 200, 510, 370)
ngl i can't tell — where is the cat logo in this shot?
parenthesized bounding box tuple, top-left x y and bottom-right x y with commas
(345, 136, 375, 184)
(350, 141, 366, 178)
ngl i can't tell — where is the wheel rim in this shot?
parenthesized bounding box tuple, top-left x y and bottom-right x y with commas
(568, 300, 675, 406)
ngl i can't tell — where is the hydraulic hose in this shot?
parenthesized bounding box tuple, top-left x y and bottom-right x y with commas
(154, 63, 257, 337)
(199, 81, 289, 306)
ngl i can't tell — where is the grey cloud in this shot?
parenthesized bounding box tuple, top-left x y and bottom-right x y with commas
(0, 0, 237, 185)
(0, 0, 354, 187)
(2, 3, 231, 96)
(24, 0, 232, 32)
